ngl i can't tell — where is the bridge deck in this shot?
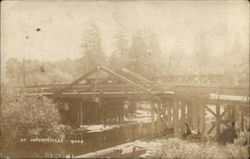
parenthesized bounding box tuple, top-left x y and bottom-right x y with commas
(22, 66, 249, 106)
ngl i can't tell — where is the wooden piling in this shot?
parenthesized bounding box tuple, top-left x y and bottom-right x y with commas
(162, 99, 167, 131)
(216, 104, 220, 138)
(180, 101, 186, 135)
(196, 101, 200, 134)
(151, 101, 155, 136)
(80, 101, 83, 125)
(240, 111, 245, 131)
(231, 105, 236, 122)
(156, 102, 161, 136)
(173, 99, 179, 137)
(166, 99, 173, 129)
(187, 100, 193, 128)
(200, 101, 206, 141)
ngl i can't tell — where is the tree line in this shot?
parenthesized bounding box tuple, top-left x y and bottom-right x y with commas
(4, 23, 249, 86)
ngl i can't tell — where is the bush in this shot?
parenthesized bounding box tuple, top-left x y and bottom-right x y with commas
(1, 85, 69, 157)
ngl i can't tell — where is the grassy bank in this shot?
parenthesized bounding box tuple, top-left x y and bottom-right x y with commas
(138, 138, 248, 159)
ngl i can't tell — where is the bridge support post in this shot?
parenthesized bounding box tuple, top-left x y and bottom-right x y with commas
(173, 99, 179, 137)
(162, 99, 167, 132)
(157, 102, 161, 136)
(187, 100, 193, 128)
(216, 104, 221, 139)
(231, 105, 236, 123)
(180, 100, 186, 135)
(240, 111, 245, 131)
(190, 97, 199, 135)
(151, 101, 155, 137)
(166, 99, 173, 129)
(80, 100, 83, 126)
(196, 101, 200, 135)
(199, 101, 206, 141)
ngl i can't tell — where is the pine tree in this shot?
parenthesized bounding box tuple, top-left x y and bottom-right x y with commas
(109, 29, 129, 69)
(168, 46, 185, 75)
(147, 32, 161, 57)
(193, 33, 211, 75)
(145, 32, 163, 78)
(80, 23, 106, 72)
(128, 30, 148, 76)
(223, 38, 249, 84)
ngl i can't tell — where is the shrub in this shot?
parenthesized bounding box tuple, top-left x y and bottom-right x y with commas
(1, 86, 68, 157)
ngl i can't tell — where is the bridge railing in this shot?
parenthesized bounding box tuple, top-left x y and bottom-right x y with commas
(158, 74, 244, 85)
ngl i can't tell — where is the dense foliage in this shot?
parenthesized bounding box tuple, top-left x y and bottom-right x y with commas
(0, 84, 68, 157)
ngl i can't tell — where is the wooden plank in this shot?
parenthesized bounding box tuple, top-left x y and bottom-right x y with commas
(120, 68, 153, 84)
(100, 66, 153, 95)
(54, 92, 150, 99)
(206, 106, 217, 117)
(207, 124, 216, 135)
(97, 66, 153, 86)
(98, 67, 123, 85)
(220, 109, 227, 119)
(55, 67, 98, 94)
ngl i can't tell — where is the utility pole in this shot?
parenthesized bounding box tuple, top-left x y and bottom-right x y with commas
(22, 58, 26, 88)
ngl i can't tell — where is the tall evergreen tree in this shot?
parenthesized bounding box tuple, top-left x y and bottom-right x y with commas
(128, 31, 148, 76)
(109, 29, 129, 69)
(146, 32, 161, 57)
(80, 23, 106, 73)
(168, 46, 185, 75)
(193, 33, 211, 74)
(144, 32, 163, 78)
(223, 38, 249, 84)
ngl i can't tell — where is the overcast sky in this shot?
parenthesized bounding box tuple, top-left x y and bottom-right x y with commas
(1, 0, 249, 63)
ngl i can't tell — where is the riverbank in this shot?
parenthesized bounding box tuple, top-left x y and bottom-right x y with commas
(138, 138, 249, 159)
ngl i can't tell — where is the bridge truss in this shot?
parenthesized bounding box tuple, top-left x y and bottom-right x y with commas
(24, 65, 249, 141)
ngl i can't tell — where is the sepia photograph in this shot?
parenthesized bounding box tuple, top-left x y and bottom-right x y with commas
(1, 0, 249, 158)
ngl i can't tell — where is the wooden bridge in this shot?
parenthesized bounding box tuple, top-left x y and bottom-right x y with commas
(24, 66, 249, 142)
